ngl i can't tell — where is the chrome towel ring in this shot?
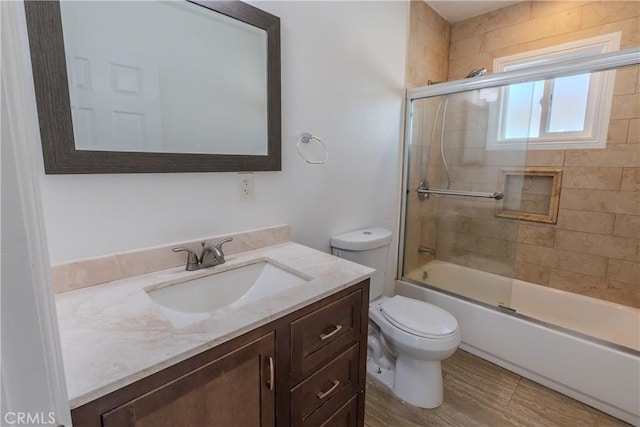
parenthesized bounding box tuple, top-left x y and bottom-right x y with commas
(297, 132, 328, 164)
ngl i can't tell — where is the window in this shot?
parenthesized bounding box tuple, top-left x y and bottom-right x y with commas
(487, 33, 620, 150)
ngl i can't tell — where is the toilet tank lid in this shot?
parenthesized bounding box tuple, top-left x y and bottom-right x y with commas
(331, 228, 392, 251)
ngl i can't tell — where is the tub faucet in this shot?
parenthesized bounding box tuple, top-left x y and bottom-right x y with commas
(418, 246, 436, 257)
(172, 238, 233, 271)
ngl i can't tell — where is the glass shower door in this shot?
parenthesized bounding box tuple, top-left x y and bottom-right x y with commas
(402, 84, 534, 309)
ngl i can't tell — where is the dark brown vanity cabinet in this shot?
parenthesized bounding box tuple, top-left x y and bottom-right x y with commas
(102, 333, 276, 427)
(71, 280, 369, 427)
(289, 289, 365, 426)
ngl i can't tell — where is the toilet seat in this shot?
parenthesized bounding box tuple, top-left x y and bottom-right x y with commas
(380, 296, 458, 339)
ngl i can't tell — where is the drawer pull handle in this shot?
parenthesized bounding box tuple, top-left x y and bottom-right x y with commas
(267, 356, 274, 391)
(318, 324, 343, 340)
(316, 380, 340, 399)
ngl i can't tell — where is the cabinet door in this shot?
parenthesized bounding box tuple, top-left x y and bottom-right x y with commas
(102, 332, 275, 427)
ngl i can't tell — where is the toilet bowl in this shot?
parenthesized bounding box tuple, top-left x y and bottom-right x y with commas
(331, 228, 460, 409)
(368, 295, 460, 408)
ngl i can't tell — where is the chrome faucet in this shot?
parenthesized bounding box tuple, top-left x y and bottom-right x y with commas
(418, 246, 436, 256)
(172, 238, 233, 271)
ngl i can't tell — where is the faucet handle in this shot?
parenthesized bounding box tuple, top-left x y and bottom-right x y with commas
(214, 238, 233, 251)
(172, 247, 200, 271)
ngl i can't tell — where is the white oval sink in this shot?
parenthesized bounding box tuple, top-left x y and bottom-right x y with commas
(146, 261, 309, 328)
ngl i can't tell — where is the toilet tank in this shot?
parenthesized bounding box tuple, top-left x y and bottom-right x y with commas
(330, 228, 392, 300)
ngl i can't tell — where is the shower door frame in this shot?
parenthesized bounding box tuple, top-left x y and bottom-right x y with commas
(397, 46, 640, 288)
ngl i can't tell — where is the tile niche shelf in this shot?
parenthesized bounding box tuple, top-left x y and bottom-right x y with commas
(496, 167, 563, 224)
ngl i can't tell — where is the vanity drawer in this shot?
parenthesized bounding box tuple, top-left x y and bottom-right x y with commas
(310, 394, 359, 427)
(291, 289, 363, 381)
(291, 343, 360, 424)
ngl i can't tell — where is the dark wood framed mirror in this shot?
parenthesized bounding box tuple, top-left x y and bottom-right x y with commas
(24, 0, 281, 174)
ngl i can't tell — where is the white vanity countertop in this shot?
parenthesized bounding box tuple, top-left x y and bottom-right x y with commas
(55, 242, 373, 409)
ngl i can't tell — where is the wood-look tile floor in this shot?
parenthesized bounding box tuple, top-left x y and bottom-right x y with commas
(364, 350, 630, 427)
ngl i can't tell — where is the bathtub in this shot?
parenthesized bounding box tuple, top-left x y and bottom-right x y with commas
(399, 260, 640, 425)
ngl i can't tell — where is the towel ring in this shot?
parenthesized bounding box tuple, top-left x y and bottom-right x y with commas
(297, 132, 328, 164)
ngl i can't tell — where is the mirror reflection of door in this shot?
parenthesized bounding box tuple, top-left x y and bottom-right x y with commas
(60, 0, 268, 156)
(25, 0, 281, 173)
(67, 48, 162, 152)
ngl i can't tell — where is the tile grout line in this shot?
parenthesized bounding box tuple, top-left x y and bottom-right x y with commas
(507, 376, 523, 408)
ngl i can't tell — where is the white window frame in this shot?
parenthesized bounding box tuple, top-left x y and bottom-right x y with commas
(487, 32, 620, 151)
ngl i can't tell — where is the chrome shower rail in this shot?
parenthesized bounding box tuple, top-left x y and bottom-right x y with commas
(417, 188, 504, 200)
(407, 47, 640, 100)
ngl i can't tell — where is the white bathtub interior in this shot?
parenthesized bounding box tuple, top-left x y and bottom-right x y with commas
(406, 260, 512, 308)
(407, 260, 640, 352)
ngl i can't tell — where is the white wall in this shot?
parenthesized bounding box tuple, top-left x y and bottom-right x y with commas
(38, 1, 409, 291)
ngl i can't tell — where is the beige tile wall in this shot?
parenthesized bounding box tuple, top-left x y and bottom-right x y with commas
(428, 1, 639, 308)
(404, 1, 451, 274)
(449, 1, 640, 79)
(407, 1, 451, 88)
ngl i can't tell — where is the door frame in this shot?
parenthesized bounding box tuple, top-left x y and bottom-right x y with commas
(1, 2, 71, 425)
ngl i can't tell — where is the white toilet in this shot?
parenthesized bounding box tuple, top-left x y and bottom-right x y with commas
(331, 227, 461, 409)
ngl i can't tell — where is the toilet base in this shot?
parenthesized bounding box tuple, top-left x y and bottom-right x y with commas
(394, 357, 443, 408)
(366, 355, 444, 409)
(366, 356, 395, 391)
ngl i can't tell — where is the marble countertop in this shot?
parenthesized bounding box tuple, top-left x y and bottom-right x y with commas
(55, 242, 373, 409)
